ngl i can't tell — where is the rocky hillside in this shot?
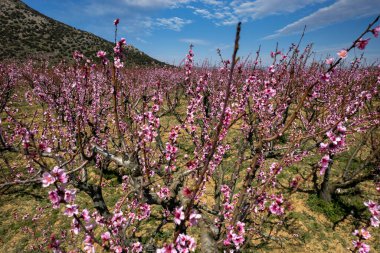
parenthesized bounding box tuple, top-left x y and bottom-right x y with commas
(0, 0, 164, 65)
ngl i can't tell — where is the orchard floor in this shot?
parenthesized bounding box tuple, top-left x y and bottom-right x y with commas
(1, 186, 379, 252)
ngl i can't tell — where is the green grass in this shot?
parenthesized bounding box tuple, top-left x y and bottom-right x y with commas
(306, 194, 346, 224)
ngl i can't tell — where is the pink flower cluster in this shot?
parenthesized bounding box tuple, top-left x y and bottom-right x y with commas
(353, 241, 370, 253)
(270, 50, 281, 58)
(185, 46, 194, 81)
(48, 187, 76, 209)
(364, 200, 380, 227)
(352, 228, 371, 253)
(269, 194, 285, 216)
(111, 211, 127, 232)
(319, 123, 347, 175)
(175, 234, 197, 253)
(189, 212, 201, 227)
(319, 154, 330, 175)
(356, 38, 370, 50)
(166, 143, 178, 161)
(157, 234, 196, 253)
(372, 25, 380, 37)
(220, 185, 235, 220)
(113, 36, 126, 69)
(325, 57, 334, 65)
(42, 166, 68, 187)
(173, 206, 185, 225)
(223, 221, 245, 250)
(157, 187, 170, 199)
(337, 50, 348, 59)
(137, 203, 151, 221)
(96, 50, 109, 65)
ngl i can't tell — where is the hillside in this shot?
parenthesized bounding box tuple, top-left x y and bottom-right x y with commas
(0, 0, 164, 65)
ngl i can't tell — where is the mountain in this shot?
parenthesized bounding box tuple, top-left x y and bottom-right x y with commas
(0, 0, 164, 65)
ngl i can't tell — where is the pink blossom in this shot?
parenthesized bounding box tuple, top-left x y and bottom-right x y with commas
(112, 211, 126, 227)
(189, 212, 201, 226)
(356, 38, 370, 50)
(114, 58, 124, 69)
(152, 104, 160, 112)
(321, 73, 330, 82)
(359, 244, 370, 253)
(64, 189, 76, 203)
(220, 185, 231, 199)
(337, 49, 348, 59)
(48, 190, 61, 207)
(236, 221, 245, 235)
(337, 123, 347, 134)
(270, 51, 281, 58)
(372, 25, 380, 37)
(364, 200, 377, 210)
(157, 187, 170, 199)
(157, 243, 177, 253)
(51, 166, 68, 184)
(182, 187, 192, 198)
(174, 206, 185, 225)
(42, 172, 56, 187)
(71, 218, 80, 235)
(264, 87, 276, 97)
(232, 234, 244, 249)
(114, 18, 120, 26)
(353, 241, 370, 253)
(320, 142, 328, 152)
(137, 203, 151, 221)
(81, 209, 91, 222)
(175, 234, 196, 252)
(165, 143, 178, 161)
(39, 143, 51, 153)
(96, 50, 107, 58)
(131, 242, 143, 252)
(320, 154, 330, 175)
(73, 50, 84, 60)
(223, 239, 231, 246)
(101, 231, 111, 242)
(64, 204, 78, 217)
(112, 245, 123, 253)
(370, 216, 379, 227)
(120, 38, 127, 45)
(269, 202, 284, 216)
(325, 57, 334, 65)
(361, 228, 371, 240)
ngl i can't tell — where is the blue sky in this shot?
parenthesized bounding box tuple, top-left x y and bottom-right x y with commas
(23, 0, 380, 65)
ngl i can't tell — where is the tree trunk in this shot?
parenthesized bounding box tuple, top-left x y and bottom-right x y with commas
(319, 154, 334, 202)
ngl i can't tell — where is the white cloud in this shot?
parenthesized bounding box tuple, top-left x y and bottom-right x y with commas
(193, 8, 213, 19)
(231, 0, 326, 19)
(265, 0, 380, 39)
(180, 38, 209, 45)
(202, 0, 224, 5)
(136, 37, 148, 44)
(188, 5, 239, 26)
(191, 0, 324, 26)
(156, 17, 193, 31)
(121, 0, 193, 8)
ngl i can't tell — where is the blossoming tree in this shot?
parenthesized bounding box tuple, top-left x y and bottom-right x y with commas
(0, 16, 380, 253)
